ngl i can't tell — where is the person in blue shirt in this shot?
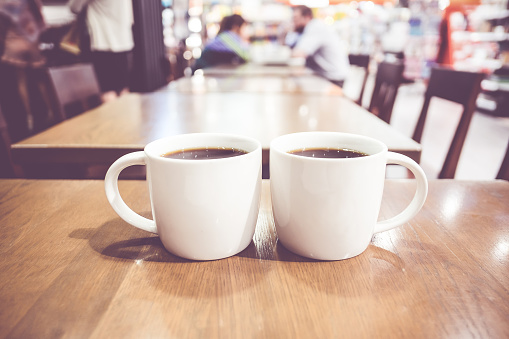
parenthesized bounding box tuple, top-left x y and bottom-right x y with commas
(193, 14, 249, 72)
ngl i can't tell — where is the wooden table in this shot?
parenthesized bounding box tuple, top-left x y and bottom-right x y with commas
(165, 74, 343, 95)
(11, 92, 421, 178)
(200, 63, 314, 77)
(1, 179, 508, 338)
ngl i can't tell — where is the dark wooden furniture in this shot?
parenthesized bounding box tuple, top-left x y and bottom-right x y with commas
(11, 91, 422, 179)
(0, 65, 55, 141)
(497, 140, 509, 180)
(412, 67, 485, 179)
(0, 105, 16, 177)
(0, 179, 508, 338)
(348, 54, 370, 105)
(46, 63, 102, 119)
(368, 61, 405, 124)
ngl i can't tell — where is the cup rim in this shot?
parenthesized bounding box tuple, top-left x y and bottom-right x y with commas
(144, 133, 262, 163)
(270, 132, 388, 161)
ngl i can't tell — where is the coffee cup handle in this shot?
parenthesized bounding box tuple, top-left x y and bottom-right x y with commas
(373, 152, 428, 234)
(104, 151, 158, 234)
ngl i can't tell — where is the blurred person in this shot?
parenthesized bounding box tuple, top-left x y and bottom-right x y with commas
(193, 14, 249, 72)
(0, 0, 48, 141)
(68, 0, 134, 102)
(290, 5, 349, 87)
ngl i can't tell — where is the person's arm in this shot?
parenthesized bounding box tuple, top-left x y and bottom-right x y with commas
(218, 32, 250, 61)
(291, 21, 322, 58)
(292, 48, 308, 58)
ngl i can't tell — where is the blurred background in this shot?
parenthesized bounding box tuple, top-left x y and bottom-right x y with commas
(3, 0, 509, 179)
(39, 0, 508, 91)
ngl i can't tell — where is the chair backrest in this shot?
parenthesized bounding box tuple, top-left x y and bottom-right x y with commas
(384, 51, 405, 62)
(412, 67, 485, 179)
(0, 105, 16, 178)
(46, 63, 102, 119)
(496, 140, 509, 180)
(348, 54, 370, 105)
(368, 61, 404, 124)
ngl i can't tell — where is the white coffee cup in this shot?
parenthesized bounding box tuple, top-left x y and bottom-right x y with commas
(105, 133, 262, 261)
(270, 132, 428, 261)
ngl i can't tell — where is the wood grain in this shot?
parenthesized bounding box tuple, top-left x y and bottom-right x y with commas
(0, 179, 507, 338)
(10, 68, 421, 179)
(11, 91, 421, 166)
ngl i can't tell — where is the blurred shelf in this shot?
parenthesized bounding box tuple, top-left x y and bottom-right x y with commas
(476, 68, 509, 117)
(452, 31, 509, 43)
(482, 77, 509, 92)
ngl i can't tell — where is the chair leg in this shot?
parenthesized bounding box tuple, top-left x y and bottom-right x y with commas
(439, 104, 476, 179)
(368, 82, 381, 113)
(16, 69, 34, 132)
(379, 86, 397, 124)
(412, 96, 431, 143)
(356, 72, 369, 106)
(496, 141, 509, 180)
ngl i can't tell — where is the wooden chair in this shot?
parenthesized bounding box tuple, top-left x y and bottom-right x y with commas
(384, 51, 405, 61)
(0, 105, 17, 178)
(46, 63, 102, 119)
(0, 102, 80, 179)
(368, 61, 405, 124)
(412, 67, 485, 179)
(348, 54, 370, 105)
(496, 140, 509, 180)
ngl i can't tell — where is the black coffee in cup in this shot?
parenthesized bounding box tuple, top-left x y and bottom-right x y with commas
(162, 147, 247, 160)
(288, 148, 368, 159)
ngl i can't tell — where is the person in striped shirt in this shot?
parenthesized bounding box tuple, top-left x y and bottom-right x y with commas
(193, 14, 249, 72)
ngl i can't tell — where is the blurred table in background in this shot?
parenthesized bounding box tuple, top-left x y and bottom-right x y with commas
(0, 179, 508, 338)
(165, 74, 342, 95)
(200, 63, 313, 77)
(11, 91, 421, 179)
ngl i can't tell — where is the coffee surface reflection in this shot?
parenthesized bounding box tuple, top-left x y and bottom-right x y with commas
(162, 147, 247, 160)
(288, 148, 368, 159)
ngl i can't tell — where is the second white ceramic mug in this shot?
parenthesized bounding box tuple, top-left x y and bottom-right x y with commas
(104, 133, 262, 261)
(270, 132, 428, 261)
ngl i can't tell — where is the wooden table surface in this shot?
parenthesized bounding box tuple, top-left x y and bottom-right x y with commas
(200, 63, 314, 77)
(165, 74, 343, 95)
(0, 179, 508, 338)
(11, 91, 421, 178)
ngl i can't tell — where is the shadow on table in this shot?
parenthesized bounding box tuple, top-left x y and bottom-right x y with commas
(70, 215, 272, 298)
(69, 216, 411, 297)
(71, 214, 405, 266)
(69, 213, 188, 263)
(272, 241, 406, 266)
(71, 214, 271, 263)
(276, 241, 408, 296)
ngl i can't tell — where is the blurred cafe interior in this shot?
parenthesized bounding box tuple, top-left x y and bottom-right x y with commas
(0, 0, 508, 180)
(1, 1, 509, 338)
